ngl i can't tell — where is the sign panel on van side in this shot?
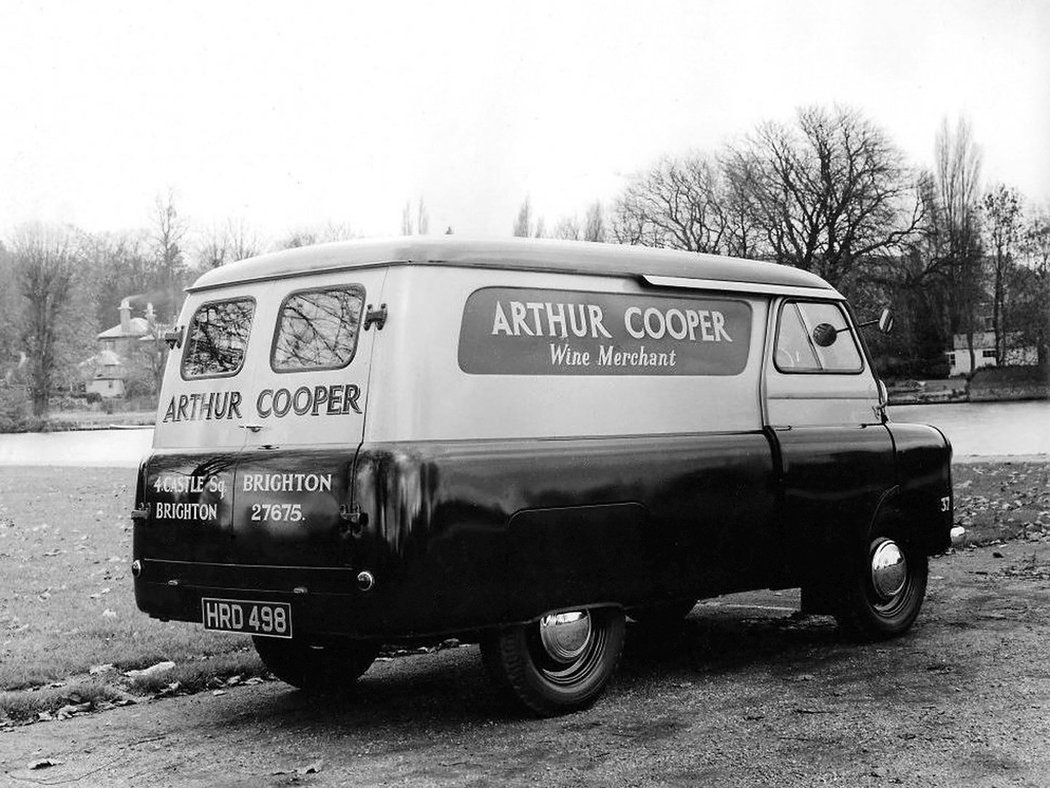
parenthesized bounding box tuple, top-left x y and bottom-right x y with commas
(459, 288, 751, 375)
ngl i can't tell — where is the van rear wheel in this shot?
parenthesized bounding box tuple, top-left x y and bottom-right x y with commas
(480, 607, 625, 716)
(253, 636, 379, 694)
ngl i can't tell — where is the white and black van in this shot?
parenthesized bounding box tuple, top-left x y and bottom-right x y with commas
(132, 237, 953, 716)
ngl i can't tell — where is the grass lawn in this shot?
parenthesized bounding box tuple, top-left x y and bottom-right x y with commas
(45, 409, 156, 429)
(0, 466, 263, 721)
(1, 459, 1047, 722)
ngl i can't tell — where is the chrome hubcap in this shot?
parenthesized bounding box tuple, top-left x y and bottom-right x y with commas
(871, 540, 907, 601)
(538, 611, 593, 663)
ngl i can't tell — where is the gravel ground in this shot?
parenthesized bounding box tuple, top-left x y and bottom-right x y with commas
(3, 540, 1049, 787)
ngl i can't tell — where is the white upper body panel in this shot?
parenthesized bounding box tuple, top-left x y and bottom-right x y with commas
(364, 265, 767, 442)
(151, 238, 876, 449)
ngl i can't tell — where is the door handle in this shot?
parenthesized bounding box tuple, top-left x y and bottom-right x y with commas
(239, 424, 264, 433)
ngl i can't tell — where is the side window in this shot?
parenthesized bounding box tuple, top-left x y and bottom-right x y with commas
(271, 286, 366, 372)
(775, 301, 863, 373)
(182, 298, 255, 379)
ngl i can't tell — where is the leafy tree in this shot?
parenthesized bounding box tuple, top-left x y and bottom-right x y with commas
(981, 184, 1023, 362)
(1018, 207, 1050, 364)
(0, 242, 19, 375)
(9, 224, 96, 416)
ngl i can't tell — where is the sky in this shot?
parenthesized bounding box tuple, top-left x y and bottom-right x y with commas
(0, 0, 1047, 243)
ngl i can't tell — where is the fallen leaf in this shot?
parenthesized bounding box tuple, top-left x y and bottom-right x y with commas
(124, 661, 175, 679)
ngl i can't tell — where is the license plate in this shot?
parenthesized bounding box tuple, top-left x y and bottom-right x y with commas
(202, 598, 293, 639)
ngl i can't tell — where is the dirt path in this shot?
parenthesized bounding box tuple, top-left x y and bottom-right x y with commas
(3, 542, 1050, 788)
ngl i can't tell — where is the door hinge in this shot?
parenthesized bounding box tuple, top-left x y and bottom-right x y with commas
(131, 503, 150, 522)
(163, 326, 184, 349)
(339, 504, 368, 533)
(363, 303, 388, 331)
(873, 404, 887, 423)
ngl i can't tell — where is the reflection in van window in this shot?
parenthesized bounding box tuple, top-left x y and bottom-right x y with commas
(272, 286, 365, 372)
(182, 298, 255, 378)
(776, 301, 863, 373)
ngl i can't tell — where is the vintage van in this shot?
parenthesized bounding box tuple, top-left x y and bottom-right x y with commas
(132, 237, 953, 716)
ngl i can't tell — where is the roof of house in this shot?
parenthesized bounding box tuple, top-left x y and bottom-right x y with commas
(97, 317, 150, 341)
(188, 236, 837, 296)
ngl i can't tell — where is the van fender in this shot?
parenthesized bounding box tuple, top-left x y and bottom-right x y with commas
(503, 502, 655, 621)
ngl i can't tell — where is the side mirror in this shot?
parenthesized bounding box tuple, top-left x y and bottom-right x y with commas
(878, 308, 894, 334)
(812, 323, 838, 347)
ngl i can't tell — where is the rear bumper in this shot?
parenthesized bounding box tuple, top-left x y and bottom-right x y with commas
(133, 559, 494, 640)
(136, 579, 381, 640)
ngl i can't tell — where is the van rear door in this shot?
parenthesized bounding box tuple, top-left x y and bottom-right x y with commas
(141, 269, 386, 570)
(230, 269, 387, 568)
(143, 286, 264, 564)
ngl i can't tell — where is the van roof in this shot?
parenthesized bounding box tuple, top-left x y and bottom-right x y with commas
(189, 237, 837, 295)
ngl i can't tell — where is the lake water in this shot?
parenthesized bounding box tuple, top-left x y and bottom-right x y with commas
(888, 400, 1050, 459)
(0, 401, 1046, 467)
(0, 427, 154, 468)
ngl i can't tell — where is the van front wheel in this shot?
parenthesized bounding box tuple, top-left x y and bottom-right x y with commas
(253, 636, 379, 694)
(834, 534, 928, 640)
(480, 607, 625, 716)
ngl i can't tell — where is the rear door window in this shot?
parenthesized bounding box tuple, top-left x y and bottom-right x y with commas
(182, 297, 255, 379)
(271, 286, 366, 372)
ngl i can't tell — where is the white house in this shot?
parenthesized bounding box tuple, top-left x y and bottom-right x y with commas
(85, 298, 153, 398)
(947, 329, 1038, 377)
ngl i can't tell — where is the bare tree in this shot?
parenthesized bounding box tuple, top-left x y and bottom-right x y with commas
(10, 224, 87, 416)
(275, 220, 356, 250)
(196, 224, 229, 270)
(730, 106, 923, 287)
(513, 198, 533, 237)
(226, 218, 261, 262)
(612, 154, 729, 252)
(417, 198, 429, 235)
(719, 150, 765, 258)
(401, 198, 429, 235)
(583, 200, 606, 242)
(934, 116, 984, 374)
(981, 184, 1023, 362)
(401, 201, 414, 235)
(80, 230, 154, 333)
(552, 215, 581, 240)
(151, 189, 189, 320)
